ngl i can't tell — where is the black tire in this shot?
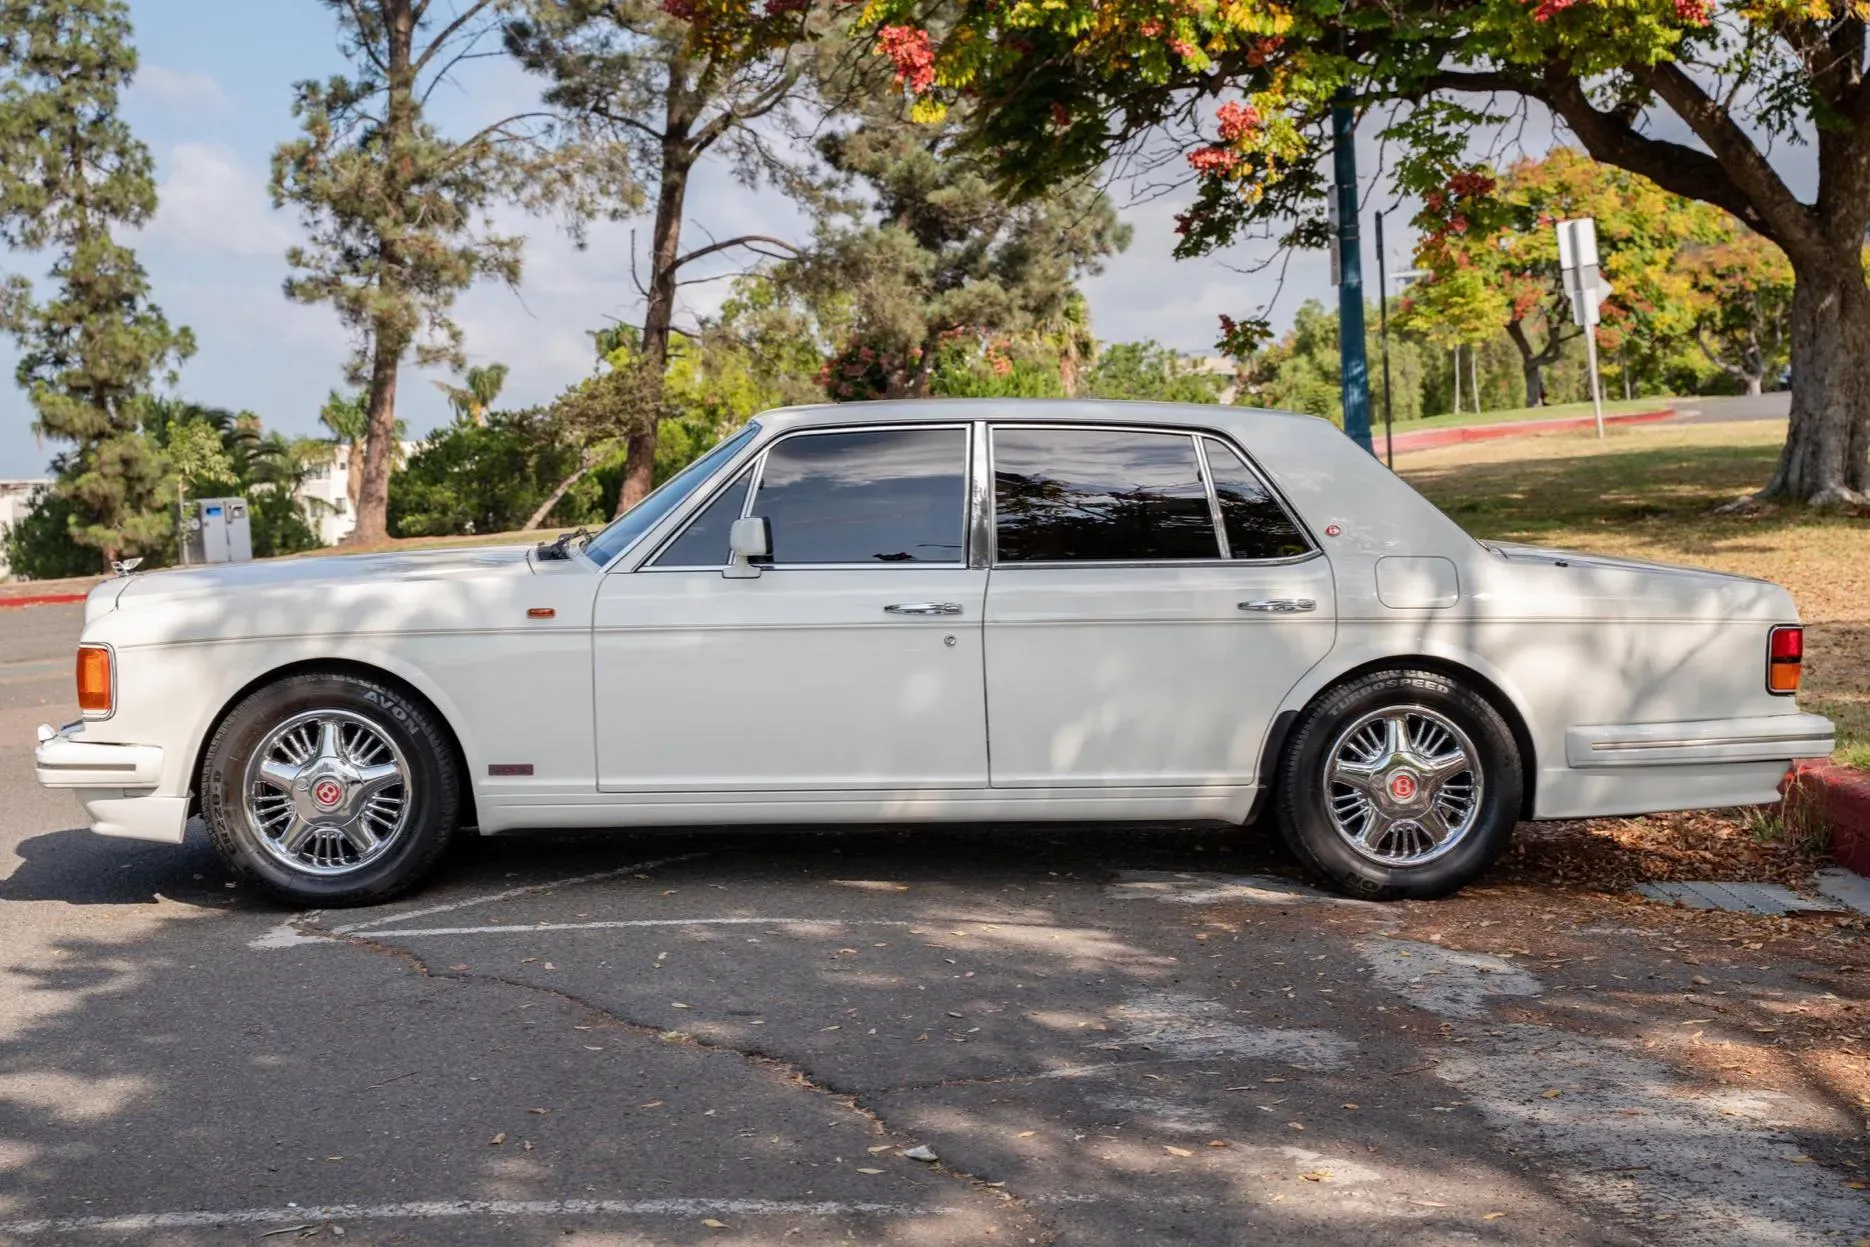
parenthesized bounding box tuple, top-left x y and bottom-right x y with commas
(1273, 668, 1522, 900)
(202, 671, 462, 907)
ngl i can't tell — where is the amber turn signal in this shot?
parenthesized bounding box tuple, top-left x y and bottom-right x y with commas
(1767, 626, 1803, 694)
(76, 645, 113, 714)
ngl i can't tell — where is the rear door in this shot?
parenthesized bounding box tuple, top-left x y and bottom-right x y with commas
(983, 425, 1336, 788)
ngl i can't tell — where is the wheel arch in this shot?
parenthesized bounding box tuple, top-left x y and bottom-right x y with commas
(1260, 653, 1539, 820)
(188, 658, 479, 830)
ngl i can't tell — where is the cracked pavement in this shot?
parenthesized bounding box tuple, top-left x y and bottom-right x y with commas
(2, 604, 1866, 1244)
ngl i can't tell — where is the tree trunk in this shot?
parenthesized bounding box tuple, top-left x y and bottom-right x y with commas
(348, 330, 401, 544)
(614, 70, 697, 519)
(1759, 252, 1870, 506)
(1745, 374, 1763, 397)
(525, 455, 594, 530)
(1504, 322, 1545, 408)
(346, 437, 365, 510)
(1450, 347, 1462, 415)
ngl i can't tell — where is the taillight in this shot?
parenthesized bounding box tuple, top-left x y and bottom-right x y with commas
(1767, 626, 1802, 694)
(76, 645, 112, 715)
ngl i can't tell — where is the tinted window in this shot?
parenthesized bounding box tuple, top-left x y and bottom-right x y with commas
(994, 428, 1220, 562)
(750, 428, 967, 564)
(584, 423, 759, 566)
(650, 466, 753, 567)
(1203, 438, 1312, 560)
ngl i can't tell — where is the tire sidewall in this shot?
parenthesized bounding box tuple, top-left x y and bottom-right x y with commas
(204, 673, 458, 906)
(1276, 670, 1522, 900)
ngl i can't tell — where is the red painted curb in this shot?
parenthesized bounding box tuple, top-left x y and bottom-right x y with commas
(0, 593, 87, 610)
(1782, 761, 1870, 876)
(1385, 408, 1675, 455)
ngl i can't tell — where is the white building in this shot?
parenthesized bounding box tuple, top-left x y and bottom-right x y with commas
(295, 450, 356, 546)
(0, 479, 53, 580)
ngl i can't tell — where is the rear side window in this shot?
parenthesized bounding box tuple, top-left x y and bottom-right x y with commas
(750, 427, 968, 565)
(993, 427, 1220, 562)
(1202, 438, 1313, 560)
(650, 466, 753, 567)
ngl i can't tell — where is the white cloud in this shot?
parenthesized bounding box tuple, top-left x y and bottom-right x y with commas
(144, 143, 295, 259)
(132, 65, 226, 111)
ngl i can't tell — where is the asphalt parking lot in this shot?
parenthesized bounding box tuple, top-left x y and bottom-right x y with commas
(1, 604, 1865, 1245)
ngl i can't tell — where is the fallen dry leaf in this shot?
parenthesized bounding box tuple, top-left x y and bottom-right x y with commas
(1541, 1089, 1562, 1099)
(1205, 1140, 1230, 1149)
(701, 1218, 729, 1230)
(1299, 1171, 1328, 1182)
(489, 1133, 505, 1146)
(856, 1167, 884, 1175)
(1484, 1212, 1507, 1221)
(1163, 1146, 1193, 1157)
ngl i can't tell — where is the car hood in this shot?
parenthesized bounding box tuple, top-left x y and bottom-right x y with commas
(112, 545, 536, 606)
(1476, 541, 1794, 621)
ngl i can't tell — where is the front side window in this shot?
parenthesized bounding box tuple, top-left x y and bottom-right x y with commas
(1202, 438, 1313, 560)
(585, 423, 759, 567)
(750, 427, 968, 565)
(650, 466, 754, 568)
(994, 427, 1220, 562)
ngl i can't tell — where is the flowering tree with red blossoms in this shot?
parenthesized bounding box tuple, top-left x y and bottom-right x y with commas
(846, 0, 1870, 506)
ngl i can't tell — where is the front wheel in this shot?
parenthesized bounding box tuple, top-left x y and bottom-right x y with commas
(202, 672, 462, 907)
(1273, 669, 1522, 900)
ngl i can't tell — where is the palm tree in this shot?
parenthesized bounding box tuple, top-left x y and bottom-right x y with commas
(318, 390, 370, 510)
(433, 362, 509, 426)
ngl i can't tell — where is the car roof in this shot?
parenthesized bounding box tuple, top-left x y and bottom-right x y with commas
(751, 398, 1331, 434)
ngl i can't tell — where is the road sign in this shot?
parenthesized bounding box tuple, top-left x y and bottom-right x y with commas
(1556, 217, 1608, 438)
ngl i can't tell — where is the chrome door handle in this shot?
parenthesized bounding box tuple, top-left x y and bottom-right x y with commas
(1239, 598, 1317, 614)
(884, 602, 964, 616)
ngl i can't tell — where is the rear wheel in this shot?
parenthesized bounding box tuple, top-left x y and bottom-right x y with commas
(1274, 669, 1522, 900)
(202, 672, 461, 907)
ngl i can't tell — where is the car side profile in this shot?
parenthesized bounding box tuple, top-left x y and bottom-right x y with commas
(35, 400, 1834, 906)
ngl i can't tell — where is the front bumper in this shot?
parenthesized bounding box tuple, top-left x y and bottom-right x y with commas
(1565, 713, 1836, 768)
(34, 722, 189, 844)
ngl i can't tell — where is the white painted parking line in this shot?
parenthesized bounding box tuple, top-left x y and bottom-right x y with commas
(366, 917, 916, 938)
(249, 851, 712, 949)
(0, 1197, 940, 1237)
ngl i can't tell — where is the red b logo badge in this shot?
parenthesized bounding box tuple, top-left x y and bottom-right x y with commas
(1388, 773, 1418, 802)
(312, 778, 345, 808)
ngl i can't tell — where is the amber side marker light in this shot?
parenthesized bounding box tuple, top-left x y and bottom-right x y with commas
(1767, 626, 1803, 694)
(76, 645, 113, 714)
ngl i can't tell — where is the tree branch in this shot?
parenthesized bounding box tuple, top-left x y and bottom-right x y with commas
(673, 233, 802, 271)
(414, 0, 501, 75)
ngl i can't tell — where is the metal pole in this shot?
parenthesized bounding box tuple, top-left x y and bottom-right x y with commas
(1332, 94, 1373, 454)
(1375, 209, 1395, 468)
(1586, 328, 1606, 438)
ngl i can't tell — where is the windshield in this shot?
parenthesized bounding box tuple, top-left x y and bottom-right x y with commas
(581, 423, 761, 567)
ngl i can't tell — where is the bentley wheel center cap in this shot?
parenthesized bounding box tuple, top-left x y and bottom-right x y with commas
(1387, 771, 1420, 803)
(311, 778, 346, 809)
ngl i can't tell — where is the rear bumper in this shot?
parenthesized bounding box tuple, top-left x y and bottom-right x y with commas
(34, 722, 189, 845)
(1565, 713, 1835, 769)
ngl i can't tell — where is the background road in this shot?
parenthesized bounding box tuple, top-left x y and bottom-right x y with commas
(1667, 393, 1792, 424)
(0, 605, 1864, 1245)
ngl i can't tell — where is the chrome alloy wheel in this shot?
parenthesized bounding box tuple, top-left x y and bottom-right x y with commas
(243, 710, 411, 876)
(1322, 705, 1483, 866)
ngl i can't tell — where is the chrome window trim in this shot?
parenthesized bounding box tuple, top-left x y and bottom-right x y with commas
(986, 421, 1318, 569)
(642, 421, 975, 573)
(967, 420, 991, 571)
(1191, 434, 1232, 560)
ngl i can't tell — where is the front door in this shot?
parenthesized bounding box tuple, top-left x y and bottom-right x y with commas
(983, 425, 1336, 788)
(593, 424, 988, 793)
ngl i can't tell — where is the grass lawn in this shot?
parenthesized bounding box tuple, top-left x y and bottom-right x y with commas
(1381, 396, 1673, 435)
(1400, 420, 1869, 770)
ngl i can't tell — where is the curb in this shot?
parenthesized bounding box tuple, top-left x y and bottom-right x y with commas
(0, 593, 88, 610)
(1385, 408, 1675, 455)
(1781, 761, 1870, 877)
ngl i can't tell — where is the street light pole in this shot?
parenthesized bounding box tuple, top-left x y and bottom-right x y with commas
(1375, 209, 1395, 469)
(1332, 93, 1373, 455)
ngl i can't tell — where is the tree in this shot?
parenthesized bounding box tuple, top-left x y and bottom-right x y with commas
(507, 0, 815, 517)
(1080, 341, 1225, 404)
(390, 406, 605, 536)
(786, 101, 1130, 400)
(433, 361, 511, 425)
(318, 389, 370, 510)
(1676, 231, 1795, 396)
(273, 1, 622, 544)
(862, 0, 1870, 504)
(0, 0, 194, 567)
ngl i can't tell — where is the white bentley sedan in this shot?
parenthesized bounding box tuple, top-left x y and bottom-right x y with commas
(35, 400, 1834, 906)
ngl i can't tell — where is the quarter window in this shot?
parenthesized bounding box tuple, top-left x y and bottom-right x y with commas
(1202, 438, 1312, 560)
(749, 427, 968, 565)
(993, 427, 1220, 562)
(650, 466, 753, 568)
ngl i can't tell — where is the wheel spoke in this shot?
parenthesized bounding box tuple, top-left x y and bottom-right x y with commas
(1382, 714, 1408, 758)
(339, 818, 380, 854)
(256, 758, 300, 793)
(276, 815, 317, 855)
(313, 719, 341, 762)
(354, 762, 403, 800)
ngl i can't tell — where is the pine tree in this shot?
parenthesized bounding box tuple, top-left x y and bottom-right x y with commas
(0, 0, 194, 566)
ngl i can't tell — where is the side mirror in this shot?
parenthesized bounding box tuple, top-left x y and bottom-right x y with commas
(724, 516, 771, 579)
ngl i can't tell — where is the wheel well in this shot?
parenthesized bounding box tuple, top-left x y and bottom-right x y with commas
(1265, 656, 1539, 820)
(188, 659, 478, 829)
